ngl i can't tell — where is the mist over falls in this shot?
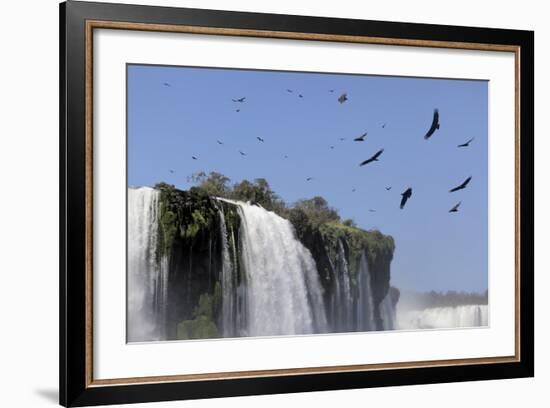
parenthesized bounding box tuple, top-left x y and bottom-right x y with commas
(127, 186, 486, 342)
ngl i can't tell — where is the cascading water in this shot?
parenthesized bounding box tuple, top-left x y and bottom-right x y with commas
(228, 200, 328, 336)
(128, 188, 399, 341)
(356, 251, 376, 331)
(334, 240, 353, 332)
(396, 305, 488, 330)
(127, 187, 169, 342)
(379, 291, 396, 331)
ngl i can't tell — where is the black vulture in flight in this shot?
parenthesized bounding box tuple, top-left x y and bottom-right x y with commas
(359, 149, 384, 166)
(192, 156, 198, 160)
(369, 209, 377, 213)
(354, 132, 367, 142)
(449, 176, 472, 192)
(306, 177, 313, 181)
(239, 150, 247, 156)
(400, 188, 412, 209)
(458, 137, 475, 148)
(287, 89, 293, 93)
(338, 93, 348, 104)
(217, 140, 223, 145)
(298, 94, 304, 98)
(169, 169, 174, 174)
(163, 82, 170, 87)
(385, 186, 392, 191)
(284, 155, 289, 159)
(235, 109, 240, 113)
(352, 188, 356, 192)
(424, 109, 440, 139)
(382, 123, 387, 129)
(232, 97, 246, 103)
(256, 137, 265, 142)
(338, 137, 346, 141)
(449, 202, 461, 213)
(329, 89, 335, 93)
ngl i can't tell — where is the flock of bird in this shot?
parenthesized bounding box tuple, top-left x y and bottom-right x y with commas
(164, 81, 476, 215)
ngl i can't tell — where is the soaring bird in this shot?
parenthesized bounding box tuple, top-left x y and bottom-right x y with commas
(235, 109, 240, 113)
(284, 155, 289, 159)
(239, 150, 247, 156)
(369, 209, 377, 213)
(359, 149, 384, 166)
(382, 123, 387, 129)
(298, 94, 304, 98)
(449, 201, 461, 212)
(400, 188, 412, 209)
(169, 169, 174, 174)
(354, 132, 367, 142)
(217, 140, 223, 145)
(449, 176, 472, 192)
(424, 109, 440, 139)
(306, 177, 313, 181)
(338, 137, 346, 141)
(232, 97, 246, 103)
(458, 137, 475, 148)
(385, 186, 392, 191)
(256, 137, 265, 142)
(287, 89, 293, 93)
(352, 188, 356, 192)
(329, 89, 335, 93)
(330, 146, 335, 150)
(338, 93, 348, 104)
(192, 156, 198, 160)
(163, 82, 170, 87)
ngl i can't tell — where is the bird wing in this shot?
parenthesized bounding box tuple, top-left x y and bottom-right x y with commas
(458, 137, 474, 147)
(449, 177, 471, 192)
(400, 194, 408, 209)
(424, 109, 439, 139)
(359, 158, 373, 166)
(450, 201, 461, 212)
(373, 149, 384, 159)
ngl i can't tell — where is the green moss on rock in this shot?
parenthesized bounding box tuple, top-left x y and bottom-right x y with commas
(176, 293, 220, 340)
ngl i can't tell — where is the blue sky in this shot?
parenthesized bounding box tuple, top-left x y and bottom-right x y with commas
(127, 64, 488, 293)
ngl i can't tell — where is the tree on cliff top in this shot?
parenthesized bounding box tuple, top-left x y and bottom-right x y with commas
(231, 178, 285, 213)
(188, 171, 285, 213)
(188, 171, 231, 197)
(293, 196, 341, 226)
(187, 172, 351, 228)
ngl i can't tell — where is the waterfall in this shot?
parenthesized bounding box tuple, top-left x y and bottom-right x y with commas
(356, 251, 376, 331)
(325, 239, 355, 332)
(222, 199, 328, 336)
(128, 188, 399, 342)
(396, 305, 488, 330)
(127, 187, 169, 342)
(216, 205, 249, 337)
(379, 291, 396, 330)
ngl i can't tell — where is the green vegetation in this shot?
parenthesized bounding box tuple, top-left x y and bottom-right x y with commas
(176, 171, 394, 268)
(188, 171, 286, 213)
(176, 292, 221, 340)
(155, 182, 219, 258)
(320, 221, 394, 270)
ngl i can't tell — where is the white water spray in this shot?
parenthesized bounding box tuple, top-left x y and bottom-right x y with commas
(396, 305, 488, 330)
(127, 187, 168, 341)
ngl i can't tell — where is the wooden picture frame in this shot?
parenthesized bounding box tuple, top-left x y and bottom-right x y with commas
(60, 1, 534, 406)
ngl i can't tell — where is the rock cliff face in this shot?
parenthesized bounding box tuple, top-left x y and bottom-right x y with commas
(131, 184, 396, 341)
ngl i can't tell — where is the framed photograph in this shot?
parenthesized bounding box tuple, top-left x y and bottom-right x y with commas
(60, 1, 534, 406)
